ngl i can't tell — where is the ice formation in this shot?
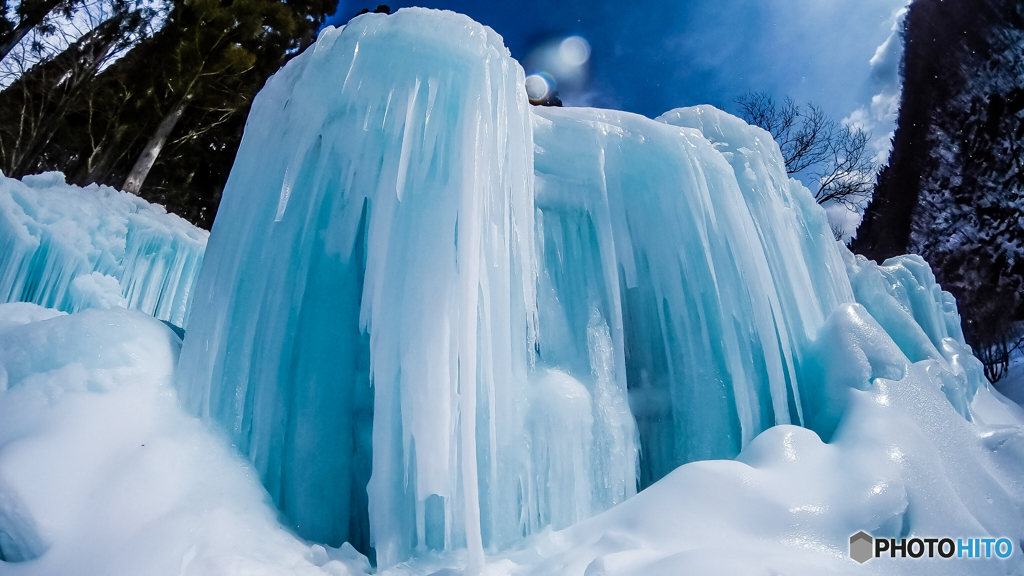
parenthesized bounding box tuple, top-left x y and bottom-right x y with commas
(173, 7, 1023, 571)
(0, 7, 1022, 576)
(534, 105, 851, 486)
(0, 171, 207, 327)
(510, 251, 1024, 576)
(179, 11, 536, 568)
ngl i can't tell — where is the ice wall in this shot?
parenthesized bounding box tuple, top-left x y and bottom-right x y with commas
(178, 9, 539, 569)
(0, 172, 207, 327)
(534, 106, 853, 486)
(177, 7, 989, 570)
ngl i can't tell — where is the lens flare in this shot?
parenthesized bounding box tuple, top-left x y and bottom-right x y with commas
(523, 34, 592, 105)
(525, 73, 553, 102)
(559, 36, 591, 68)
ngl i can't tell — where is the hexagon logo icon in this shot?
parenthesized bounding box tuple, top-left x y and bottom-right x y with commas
(850, 531, 874, 563)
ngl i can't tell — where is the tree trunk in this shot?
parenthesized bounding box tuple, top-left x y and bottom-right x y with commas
(122, 94, 190, 195)
(0, 0, 64, 62)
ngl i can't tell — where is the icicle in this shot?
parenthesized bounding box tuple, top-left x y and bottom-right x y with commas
(178, 9, 538, 569)
(177, 7, 868, 569)
(0, 171, 207, 327)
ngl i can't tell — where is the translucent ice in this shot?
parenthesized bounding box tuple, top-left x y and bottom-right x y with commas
(534, 105, 853, 485)
(180, 5, 838, 565)
(173, 7, 1023, 572)
(0, 172, 207, 327)
(179, 9, 536, 569)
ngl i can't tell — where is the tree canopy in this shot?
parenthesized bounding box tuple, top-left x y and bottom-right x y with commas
(0, 0, 340, 227)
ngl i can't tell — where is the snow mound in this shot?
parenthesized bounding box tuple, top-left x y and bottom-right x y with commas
(485, 302, 1024, 576)
(0, 172, 207, 327)
(0, 303, 371, 575)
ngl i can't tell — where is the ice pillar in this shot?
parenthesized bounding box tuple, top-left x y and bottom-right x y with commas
(177, 8, 542, 567)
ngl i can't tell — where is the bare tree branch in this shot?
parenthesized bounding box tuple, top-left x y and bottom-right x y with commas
(737, 91, 877, 210)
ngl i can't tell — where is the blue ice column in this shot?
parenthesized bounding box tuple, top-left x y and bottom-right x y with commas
(533, 106, 854, 486)
(177, 9, 542, 568)
(658, 106, 858, 445)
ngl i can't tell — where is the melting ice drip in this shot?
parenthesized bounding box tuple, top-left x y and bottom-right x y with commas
(0, 172, 208, 327)
(176, 8, 985, 570)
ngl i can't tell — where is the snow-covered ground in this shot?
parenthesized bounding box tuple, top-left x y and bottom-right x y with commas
(2, 298, 1024, 575)
(0, 302, 370, 576)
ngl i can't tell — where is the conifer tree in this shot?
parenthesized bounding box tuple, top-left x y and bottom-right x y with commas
(1, 0, 339, 227)
(0, 0, 84, 61)
(103, 0, 337, 214)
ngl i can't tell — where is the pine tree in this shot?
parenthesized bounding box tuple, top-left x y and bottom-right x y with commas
(101, 0, 336, 217)
(854, 0, 1024, 381)
(0, 0, 85, 61)
(3, 0, 339, 228)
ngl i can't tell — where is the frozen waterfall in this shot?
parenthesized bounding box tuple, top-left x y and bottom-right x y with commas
(533, 105, 853, 486)
(175, 8, 989, 570)
(0, 172, 207, 327)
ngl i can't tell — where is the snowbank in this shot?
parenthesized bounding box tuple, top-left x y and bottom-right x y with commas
(485, 261, 1024, 576)
(0, 303, 371, 575)
(0, 172, 207, 327)
(2, 292, 1022, 575)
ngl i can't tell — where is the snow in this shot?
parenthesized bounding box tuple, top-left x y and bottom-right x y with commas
(0, 303, 373, 574)
(3, 7, 1024, 576)
(0, 171, 207, 328)
(484, 298, 1024, 576)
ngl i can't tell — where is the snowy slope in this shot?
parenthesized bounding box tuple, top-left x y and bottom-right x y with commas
(0, 303, 371, 575)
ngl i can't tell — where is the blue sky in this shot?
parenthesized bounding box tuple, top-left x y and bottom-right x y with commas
(325, 0, 910, 131)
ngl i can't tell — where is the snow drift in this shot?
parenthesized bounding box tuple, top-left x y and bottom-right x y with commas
(0, 302, 371, 575)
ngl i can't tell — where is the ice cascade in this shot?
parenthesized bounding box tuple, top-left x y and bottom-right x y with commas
(176, 8, 985, 569)
(0, 172, 207, 327)
(179, 10, 538, 569)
